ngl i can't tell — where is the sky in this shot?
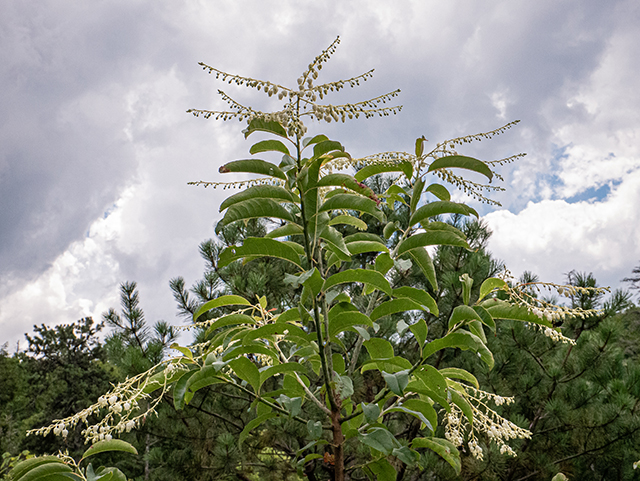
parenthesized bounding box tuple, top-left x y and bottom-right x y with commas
(1, 0, 639, 349)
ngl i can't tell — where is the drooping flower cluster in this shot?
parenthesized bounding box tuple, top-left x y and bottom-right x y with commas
(444, 387, 531, 460)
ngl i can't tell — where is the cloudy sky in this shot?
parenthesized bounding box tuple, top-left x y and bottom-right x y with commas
(2, 1, 639, 348)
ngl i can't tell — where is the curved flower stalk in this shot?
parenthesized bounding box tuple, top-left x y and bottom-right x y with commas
(22, 38, 610, 481)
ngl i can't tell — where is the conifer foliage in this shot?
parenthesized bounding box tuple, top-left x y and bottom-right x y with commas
(13, 38, 608, 481)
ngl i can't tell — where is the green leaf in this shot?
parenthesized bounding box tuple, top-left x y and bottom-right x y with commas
(401, 399, 437, 431)
(355, 161, 413, 182)
(319, 225, 351, 261)
(224, 344, 279, 363)
(204, 313, 256, 338)
(410, 177, 425, 213)
(220, 185, 296, 212)
(425, 183, 451, 201)
(313, 139, 344, 158)
(460, 273, 473, 305)
(371, 299, 425, 322)
(184, 366, 224, 402)
(423, 331, 494, 370)
(260, 363, 306, 388)
(409, 201, 478, 227)
(218, 237, 303, 269)
(383, 221, 400, 239)
(427, 155, 493, 181)
(392, 286, 439, 316)
(318, 173, 374, 196)
(219, 159, 286, 180)
(360, 428, 400, 456)
(229, 357, 261, 393)
(366, 458, 397, 481)
(239, 413, 277, 448)
(439, 367, 479, 388)
(375, 253, 395, 275)
(278, 395, 302, 416)
(222, 198, 296, 226)
(265, 223, 304, 238)
(472, 305, 496, 332)
(142, 368, 188, 394)
(397, 231, 469, 257)
(173, 370, 197, 410)
(170, 343, 193, 360)
(329, 214, 368, 230)
(382, 370, 409, 396)
(393, 446, 420, 466)
(11, 457, 61, 481)
(16, 463, 72, 481)
(450, 389, 473, 425)
(307, 420, 323, 440)
(244, 117, 288, 139)
(363, 338, 395, 360)
(414, 365, 448, 405)
(407, 248, 438, 291)
(347, 241, 389, 256)
(361, 356, 413, 374)
(329, 311, 374, 338)
(194, 295, 252, 322)
(482, 299, 553, 327)
(324, 269, 392, 295)
(478, 277, 507, 301)
(362, 402, 381, 423)
(318, 193, 384, 222)
(423, 221, 466, 239)
(412, 438, 461, 474)
(415, 135, 427, 157)
(250, 139, 290, 156)
(409, 319, 428, 349)
(302, 134, 328, 147)
(448, 305, 483, 330)
(335, 373, 354, 399)
(82, 440, 138, 460)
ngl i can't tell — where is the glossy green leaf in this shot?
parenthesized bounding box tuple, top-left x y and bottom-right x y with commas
(359, 427, 399, 455)
(318, 193, 384, 222)
(328, 214, 367, 230)
(407, 248, 438, 291)
(460, 273, 473, 305)
(363, 338, 395, 360)
(11, 457, 61, 481)
(318, 173, 374, 196)
(361, 356, 413, 374)
(335, 373, 354, 399)
(319, 225, 351, 261)
(204, 314, 256, 338)
(344, 232, 383, 243)
(422, 221, 466, 239)
(397, 231, 469, 257)
(17, 463, 72, 481)
(409, 319, 428, 349)
(422, 330, 494, 370)
(382, 370, 409, 396)
(355, 161, 413, 182)
(324, 269, 392, 295)
(439, 367, 479, 388)
(362, 402, 381, 423)
(479, 277, 507, 301)
(220, 185, 296, 212)
(185, 366, 224, 400)
(370, 299, 425, 322)
(365, 458, 396, 481)
(392, 286, 438, 316)
(302, 134, 329, 147)
(415, 135, 427, 157)
(482, 299, 553, 327)
(425, 183, 451, 201)
(307, 420, 323, 440)
(173, 369, 197, 410)
(427, 155, 493, 181)
(375, 253, 394, 275)
(410, 177, 425, 213)
(329, 311, 374, 338)
(194, 295, 252, 321)
(243, 117, 288, 139)
(347, 241, 389, 256)
(412, 437, 461, 474)
(82, 440, 138, 460)
(383, 221, 399, 239)
(170, 343, 193, 360)
(142, 368, 188, 394)
(239, 413, 277, 448)
(219, 159, 286, 180)
(229, 357, 261, 393)
(409, 201, 478, 227)
(260, 363, 306, 388)
(265, 223, 304, 238)
(313, 139, 344, 158)
(250, 139, 290, 156)
(414, 365, 448, 403)
(221, 198, 296, 226)
(402, 399, 438, 431)
(218, 237, 303, 269)
(448, 305, 483, 330)
(472, 305, 496, 332)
